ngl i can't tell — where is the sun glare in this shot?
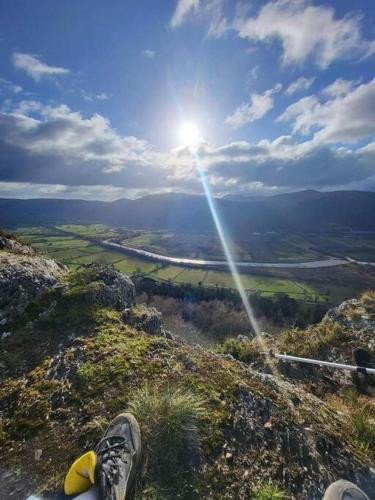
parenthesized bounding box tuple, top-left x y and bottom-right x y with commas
(179, 121, 200, 146)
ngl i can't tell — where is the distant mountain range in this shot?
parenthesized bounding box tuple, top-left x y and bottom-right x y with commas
(1, 190, 375, 234)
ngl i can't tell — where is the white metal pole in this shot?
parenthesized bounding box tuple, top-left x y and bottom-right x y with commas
(274, 353, 375, 375)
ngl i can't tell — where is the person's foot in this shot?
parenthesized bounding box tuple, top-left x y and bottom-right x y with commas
(95, 413, 142, 500)
(323, 480, 369, 500)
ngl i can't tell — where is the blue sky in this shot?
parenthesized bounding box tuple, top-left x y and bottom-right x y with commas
(0, 0, 374, 200)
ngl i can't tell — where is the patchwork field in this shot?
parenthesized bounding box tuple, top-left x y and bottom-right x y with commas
(14, 224, 375, 303)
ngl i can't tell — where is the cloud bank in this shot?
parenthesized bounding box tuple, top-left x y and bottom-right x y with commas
(0, 90, 374, 198)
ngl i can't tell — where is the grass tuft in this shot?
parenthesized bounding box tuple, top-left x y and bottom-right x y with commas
(128, 384, 207, 489)
(350, 407, 375, 451)
(253, 479, 286, 499)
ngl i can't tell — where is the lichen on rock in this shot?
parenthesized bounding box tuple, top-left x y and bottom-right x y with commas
(0, 245, 67, 324)
(77, 263, 136, 310)
(122, 304, 164, 336)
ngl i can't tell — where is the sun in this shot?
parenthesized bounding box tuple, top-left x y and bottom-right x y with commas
(179, 121, 201, 146)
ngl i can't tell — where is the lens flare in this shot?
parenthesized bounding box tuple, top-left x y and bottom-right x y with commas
(193, 151, 277, 374)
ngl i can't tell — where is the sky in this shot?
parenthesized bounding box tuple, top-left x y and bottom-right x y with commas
(0, 0, 374, 200)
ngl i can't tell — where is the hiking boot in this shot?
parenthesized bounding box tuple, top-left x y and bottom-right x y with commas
(95, 413, 142, 500)
(323, 480, 369, 500)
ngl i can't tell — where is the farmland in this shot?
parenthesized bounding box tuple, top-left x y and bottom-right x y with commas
(14, 224, 375, 303)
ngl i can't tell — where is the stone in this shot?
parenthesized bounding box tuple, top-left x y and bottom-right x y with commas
(84, 264, 136, 310)
(122, 305, 164, 335)
(0, 246, 67, 322)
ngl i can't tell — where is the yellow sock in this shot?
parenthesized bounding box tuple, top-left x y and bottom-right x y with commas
(64, 451, 97, 495)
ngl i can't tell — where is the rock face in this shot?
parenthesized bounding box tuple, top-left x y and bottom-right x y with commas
(84, 264, 136, 310)
(230, 380, 374, 499)
(122, 304, 164, 335)
(0, 233, 34, 255)
(0, 248, 67, 324)
(324, 295, 375, 354)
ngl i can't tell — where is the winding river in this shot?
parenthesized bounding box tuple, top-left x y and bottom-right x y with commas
(103, 240, 351, 269)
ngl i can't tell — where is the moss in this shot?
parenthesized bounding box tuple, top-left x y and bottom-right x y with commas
(74, 324, 154, 393)
(277, 322, 350, 358)
(9, 362, 67, 438)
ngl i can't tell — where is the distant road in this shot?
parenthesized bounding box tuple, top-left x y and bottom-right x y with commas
(103, 240, 350, 269)
(345, 257, 375, 267)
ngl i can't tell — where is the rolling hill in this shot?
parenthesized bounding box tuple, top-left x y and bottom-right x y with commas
(1, 190, 375, 235)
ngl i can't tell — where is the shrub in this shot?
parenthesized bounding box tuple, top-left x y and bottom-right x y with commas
(218, 336, 260, 364)
(128, 385, 207, 482)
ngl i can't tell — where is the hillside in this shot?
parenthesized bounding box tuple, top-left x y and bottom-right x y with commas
(0, 234, 374, 499)
(1, 190, 375, 234)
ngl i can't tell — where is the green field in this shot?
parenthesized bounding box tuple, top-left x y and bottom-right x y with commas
(15, 224, 375, 302)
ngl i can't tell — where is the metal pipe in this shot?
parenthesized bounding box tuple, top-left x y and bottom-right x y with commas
(274, 353, 375, 375)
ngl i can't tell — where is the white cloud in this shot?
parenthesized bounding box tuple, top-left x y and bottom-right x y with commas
(0, 100, 167, 184)
(170, 0, 229, 36)
(12, 52, 70, 81)
(285, 76, 314, 96)
(0, 181, 173, 201)
(0, 78, 23, 94)
(278, 78, 375, 145)
(82, 91, 110, 102)
(170, 0, 200, 28)
(205, 0, 228, 37)
(249, 66, 259, 82)
(186, 136, 374, 193)
(322, 78, 357, 98)
(235, 0, 375, 68)
(225, 83, 282, 128)
(142, 49, 156, 58)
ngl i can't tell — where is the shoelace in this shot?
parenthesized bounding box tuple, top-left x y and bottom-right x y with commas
(96, 435, 130, 487)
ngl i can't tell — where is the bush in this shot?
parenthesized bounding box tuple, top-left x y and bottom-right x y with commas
(128, 385, 207, 483)
(218, 337, 260, 364)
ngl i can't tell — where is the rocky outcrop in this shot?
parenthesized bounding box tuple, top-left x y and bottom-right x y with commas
(0, 250, 67, 325)
(0, 233, 34, 255)
(122, 304, 164, 335)
(83, 263, 136, 310)
(324, 294, 375, 354)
